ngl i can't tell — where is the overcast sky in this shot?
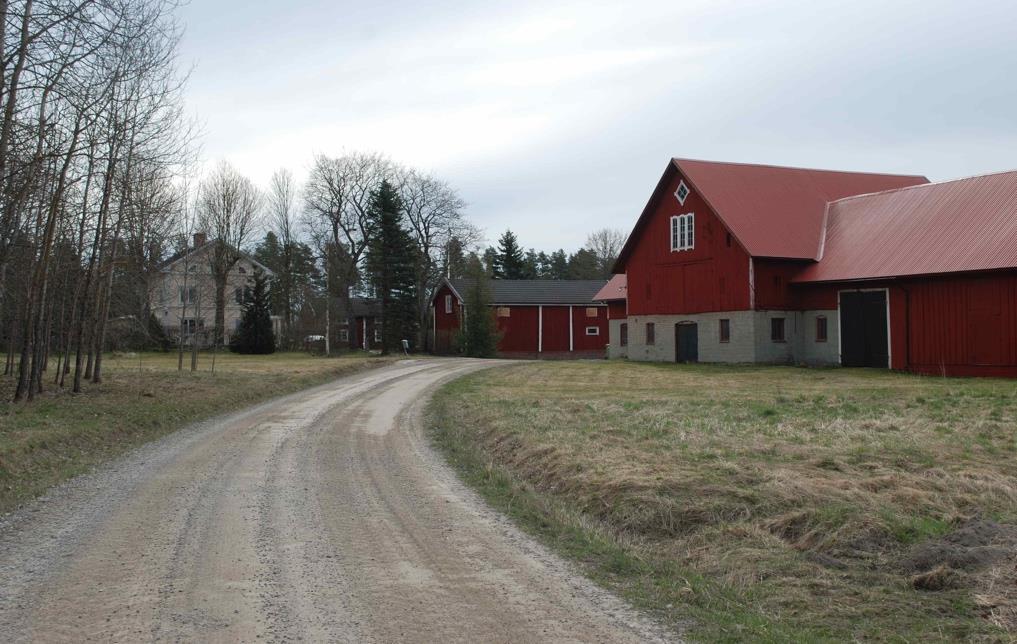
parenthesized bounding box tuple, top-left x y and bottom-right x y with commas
(178, 0, 1017, 252)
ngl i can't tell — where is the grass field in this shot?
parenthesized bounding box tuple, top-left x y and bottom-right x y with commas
(0, 351, 394, 513)
(429, 361, 1017, 642)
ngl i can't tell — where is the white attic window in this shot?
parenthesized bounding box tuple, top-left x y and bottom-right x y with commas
(674, 180, 690, 206)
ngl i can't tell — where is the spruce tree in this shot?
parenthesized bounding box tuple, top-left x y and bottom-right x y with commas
(493, 229, 525, 279)
(567, 248, 601, 279)
(365, 180, 419, 355)
(458, 257, 499, 357)
(230, 269, 276, 354)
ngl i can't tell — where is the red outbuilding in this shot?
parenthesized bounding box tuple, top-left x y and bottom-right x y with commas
(612, 158, 1017, 377)
(432, 279, 609, 358)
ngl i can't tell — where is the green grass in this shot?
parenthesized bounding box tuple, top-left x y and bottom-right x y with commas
(0, 351, 395, 513)
(428, 361, 1017, 641)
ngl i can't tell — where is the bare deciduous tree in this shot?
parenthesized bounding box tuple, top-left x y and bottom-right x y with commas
(196, 161, 262, 349)
(585, 228, 627, 278)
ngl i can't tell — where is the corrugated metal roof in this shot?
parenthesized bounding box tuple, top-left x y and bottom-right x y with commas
(448, 279, 608, 305)
(594, 274, 626, 301)
(613, 159, 928, 270)
(676, 158, 929, 259)
(794, 170, 1017, 283)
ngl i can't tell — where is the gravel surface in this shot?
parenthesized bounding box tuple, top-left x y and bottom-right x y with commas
(0, 358, 677, 643)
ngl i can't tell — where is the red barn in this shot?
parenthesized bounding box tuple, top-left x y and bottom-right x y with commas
(432, 279, 609, 358)
(613, 158, 1017, 377)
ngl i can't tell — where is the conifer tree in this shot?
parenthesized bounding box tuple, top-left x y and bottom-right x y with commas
(230, 269, 276, 354)
(493, 229, 525, 279)
(365, 180, 419, 354)
(458, 257, 499, 357)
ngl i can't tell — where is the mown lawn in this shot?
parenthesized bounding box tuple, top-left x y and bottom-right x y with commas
(429, 361, 1017, 642)
(0, 351, 394, 513)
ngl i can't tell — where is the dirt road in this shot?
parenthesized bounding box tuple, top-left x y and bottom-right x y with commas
(0, 359, 674, 643)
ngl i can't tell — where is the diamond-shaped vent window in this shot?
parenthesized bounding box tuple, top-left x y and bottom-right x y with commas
(675, 181, 689, 205)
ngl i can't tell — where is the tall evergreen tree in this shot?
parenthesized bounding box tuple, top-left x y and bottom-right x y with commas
(458, 257, 499, 357)
(493, 229, 525, 279)
(230, 269, 276, 354)
(535, 251, 551, 279)
(365, 180, 419, 355)
(522, 249, 540, 279)
(567, 248, 601, 279)
(547, 249, 569, 280)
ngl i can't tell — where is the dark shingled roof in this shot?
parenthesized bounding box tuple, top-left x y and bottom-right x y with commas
(448, 279, 608, 305)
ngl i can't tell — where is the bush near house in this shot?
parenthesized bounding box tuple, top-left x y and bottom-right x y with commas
(430, 361, 1017, 641)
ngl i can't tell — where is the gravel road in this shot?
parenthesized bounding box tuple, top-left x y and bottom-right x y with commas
(0, 359, 675, 643)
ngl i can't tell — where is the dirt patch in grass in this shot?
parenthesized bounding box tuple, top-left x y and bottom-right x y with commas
(0, 352, 394, 513)
(429, 361, 1017, 641)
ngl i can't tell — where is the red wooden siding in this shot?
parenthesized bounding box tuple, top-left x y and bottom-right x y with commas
(432, 283, 463, 353)
(904, 272, 1017, 376)
(607, 301, 626, 320)
(625, 168, 751, 316)
(496, 306, 539, 353)
(573, 306, 609, 351)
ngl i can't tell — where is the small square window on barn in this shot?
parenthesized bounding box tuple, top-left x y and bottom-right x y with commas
(585, 326, 599, 336)
(620, 323, 628, 347)
(674, 180, 689, 205)
(646, 322, 656, 345)
(719, 319, 730, 343)
(444, 294, 452, 314)
(771, 317, 786, 343)
(585, 307, 599, 317)
(497, 307, 511, 317)
(816, 316, 828, 342)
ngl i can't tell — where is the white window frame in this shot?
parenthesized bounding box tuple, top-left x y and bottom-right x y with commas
(444, 294, 452, 314)
(374, 327, 382, 343)
(339, 328, 349, 342)
(670, 213, 695, 252)
(585, 326, 600, 336)
(674, 180, 689, 205)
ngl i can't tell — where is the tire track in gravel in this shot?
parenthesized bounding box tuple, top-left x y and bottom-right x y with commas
(0, 359, 678, 643)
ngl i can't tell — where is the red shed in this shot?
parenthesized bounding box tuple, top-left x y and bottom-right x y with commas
(431, 279, 609, 358)
(613, 158, 1017, 377)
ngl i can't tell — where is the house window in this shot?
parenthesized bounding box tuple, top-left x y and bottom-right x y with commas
(444, 294, 452, 314)
(771, 317, 786, 343)
(179, 286, 196, 304)
(674, 180, 689, 205)
(585, 326, 599, 336)
(585, 307, 599, 317)
(646, 322, 656, 345)
(719, 319, 730, 343)
(339, 328, 349, 342)
(670, 213, 695, 252)
(234, 287, 244, 304)
(374, 327, 382, 343)
(238, 266, 246, 274)
(497, 307, 511, 317)
(816, 316, 828, 342)
(620, 323, 628, 347)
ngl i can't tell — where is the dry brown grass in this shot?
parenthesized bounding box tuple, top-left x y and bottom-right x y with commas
(431, 361, 1017, 641)
(0, 351, 394, 512)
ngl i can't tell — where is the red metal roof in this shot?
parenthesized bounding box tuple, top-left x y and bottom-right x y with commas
(794, 171, 1017, 283)
(594, 274, 626, 301)
(613, 159, 927, 270)
(675, 159, 929, 259)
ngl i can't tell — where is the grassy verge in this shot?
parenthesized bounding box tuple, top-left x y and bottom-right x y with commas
(428, 361, 1017, 642)
(0, 351, 395, 513)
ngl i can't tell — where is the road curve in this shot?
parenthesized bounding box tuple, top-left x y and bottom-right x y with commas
(0, 359, 674, 643)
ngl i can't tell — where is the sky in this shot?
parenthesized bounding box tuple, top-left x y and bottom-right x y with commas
(177, 0, 1017, 252)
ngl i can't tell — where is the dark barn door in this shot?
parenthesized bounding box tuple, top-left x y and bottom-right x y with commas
(840, 291, 889, 368)
(676, 323, 698, 363)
